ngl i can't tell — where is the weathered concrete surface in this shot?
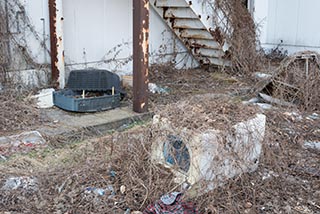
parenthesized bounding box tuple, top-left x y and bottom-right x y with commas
(39, 106, 153, 138)
(152, 113, 266, 193)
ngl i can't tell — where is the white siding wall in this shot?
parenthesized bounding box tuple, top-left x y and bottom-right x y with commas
(62, 0, 197, 75)
(11, 0, 320, 76)
(16, 0, 198, 78)
(9, 0, 51, 68)
(254, 0, 320, 54)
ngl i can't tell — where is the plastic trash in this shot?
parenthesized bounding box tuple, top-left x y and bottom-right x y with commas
(148, 83, 169, 94)
(303, 141, 320, 150)
(306, 113, 319, 120)
(144, 192, 198, 214)
(2, 176, 38, 192)
(85, 185, 115, 198)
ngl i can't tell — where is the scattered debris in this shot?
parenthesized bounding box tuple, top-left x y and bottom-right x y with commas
(242, 97, 274, 110)
(32, 88, 55, 108)
(306, 113, 320, 121)
(258, 51, 320, 111)
(303, 141, 320, 151)
(0, 131, 46, 156)
(2, 176, 38, 192)
(259, 93, 294, 107)
(85, 187, 106, 196)
(261, 170, 279, 181)
(0, 155, 7, 161)
(0, 130, 45, 146)
(254, 103, 273, 110)
(254, 72, 272, 80)
(293, 206, 313, 214)
(0, 64, 319, 214)
(148, 83, 169, 94)
(85, 185, 115, 198)
(120, 185, 126, 194)
(283, 111, 303, 121)
(247, 97, 261, 104)
(144, 192, 198, 214)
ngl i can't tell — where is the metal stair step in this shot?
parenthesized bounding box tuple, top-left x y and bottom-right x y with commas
(192, 47, 225, 58)
(198, 56, 231, 67)
(155, 0, 190, 7)
(185, 38, 221, 49)
(178, 29, 213, 40)
(164, 8, 198, 19)
(172, 18, 205, 30)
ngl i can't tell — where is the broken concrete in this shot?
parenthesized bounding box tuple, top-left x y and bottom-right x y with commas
(32, 88, 55, 108)
(151, 113, 266, 193)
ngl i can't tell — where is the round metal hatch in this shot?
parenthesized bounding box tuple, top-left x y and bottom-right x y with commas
(163, 135, 190, 173)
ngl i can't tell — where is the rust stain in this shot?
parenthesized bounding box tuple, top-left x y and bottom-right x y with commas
(49, 0, 59, 88)
(133, 0, 149, 113)
(209, 27, 224, 45)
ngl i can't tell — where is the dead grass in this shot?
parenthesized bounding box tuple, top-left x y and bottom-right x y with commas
(0, 96, 319, 214)
(0, 89, 42, 135)
(0, 62, 319, 214)
(147, 65, 250, 108)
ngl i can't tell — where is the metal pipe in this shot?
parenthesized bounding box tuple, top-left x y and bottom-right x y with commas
(133, 0, 149, 113)
(40, 18, 47, 63)
(49, 0, 65, 89)
(4, 0, 11, 67)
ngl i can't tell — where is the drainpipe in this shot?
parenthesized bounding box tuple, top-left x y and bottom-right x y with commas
(49, 0, 65, 89)
(133, 0, 149, 113)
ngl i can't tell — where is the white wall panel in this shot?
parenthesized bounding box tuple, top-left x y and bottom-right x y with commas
(255, 0, 320, 54)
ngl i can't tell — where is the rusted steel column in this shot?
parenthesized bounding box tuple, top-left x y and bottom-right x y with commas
(49, 0, 65, 89)
(133, 0, 149, 113)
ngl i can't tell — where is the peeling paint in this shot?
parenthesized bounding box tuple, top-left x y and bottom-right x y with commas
(49, 0, 65, 89)
(133, 0, 149, 113)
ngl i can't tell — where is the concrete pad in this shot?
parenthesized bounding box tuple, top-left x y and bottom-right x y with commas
(38, 106, 153, 138)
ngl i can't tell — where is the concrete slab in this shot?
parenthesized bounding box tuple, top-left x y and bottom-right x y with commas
(38, 106, 153, 139)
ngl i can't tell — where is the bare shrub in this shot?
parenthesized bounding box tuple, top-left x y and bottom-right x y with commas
(269, 51, 320, 112)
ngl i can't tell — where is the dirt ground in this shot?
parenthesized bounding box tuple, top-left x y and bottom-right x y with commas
(0, 66, 319, 214)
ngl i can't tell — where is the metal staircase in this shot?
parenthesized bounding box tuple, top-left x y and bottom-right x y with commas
(151, 0, 230, 67)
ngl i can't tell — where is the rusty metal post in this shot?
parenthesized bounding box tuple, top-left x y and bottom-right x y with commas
(49, 0, 65, 89)
(133, 0, 149, 113)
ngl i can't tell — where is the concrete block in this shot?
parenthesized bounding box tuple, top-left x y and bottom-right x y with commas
(151, 113, 266, 193)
